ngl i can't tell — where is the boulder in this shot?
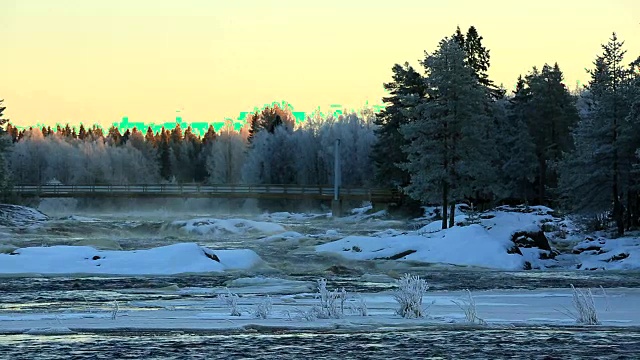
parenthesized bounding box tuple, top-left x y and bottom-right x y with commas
(511, 231, 552, 251)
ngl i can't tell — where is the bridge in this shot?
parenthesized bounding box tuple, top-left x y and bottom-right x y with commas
(12, 184, 401, 215)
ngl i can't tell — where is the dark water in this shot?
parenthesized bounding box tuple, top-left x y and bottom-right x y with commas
(1, 328, 639, 359)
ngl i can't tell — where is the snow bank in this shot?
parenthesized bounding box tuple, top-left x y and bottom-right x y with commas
(172, 218, 285, 235)
(317, 224, 524, 270)
(0, 243, 262, 275)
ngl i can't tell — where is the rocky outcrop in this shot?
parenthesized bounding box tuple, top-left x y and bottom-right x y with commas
(0, 204, 48, 227)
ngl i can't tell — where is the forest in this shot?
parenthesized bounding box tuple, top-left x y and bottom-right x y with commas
(1, 26, 639, 234)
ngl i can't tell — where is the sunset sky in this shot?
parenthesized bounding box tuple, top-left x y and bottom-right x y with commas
(2, 0, 639, 128)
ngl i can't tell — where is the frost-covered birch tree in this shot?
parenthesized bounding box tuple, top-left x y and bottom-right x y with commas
(206, 122, 246, 184)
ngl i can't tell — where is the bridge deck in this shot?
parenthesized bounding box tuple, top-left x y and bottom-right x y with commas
(12, 184, 401, 202)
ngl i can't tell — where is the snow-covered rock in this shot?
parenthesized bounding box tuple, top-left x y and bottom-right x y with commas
(317, 205, 573, 270)
(0, 243, 263, 275)
(259, 231, 304, 243)
(171, 218, 285, 236)
(0, 204, 48, 227)
(573, 236, 640, 270)
(317, 224, 524, 270)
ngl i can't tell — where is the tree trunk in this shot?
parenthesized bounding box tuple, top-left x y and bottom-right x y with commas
(538, 156, 546, 205)
(442, 182, 448, 230)
(449, 202, 456, 228)
(626, 190, 632, 231)
(613, 182, 624, 237)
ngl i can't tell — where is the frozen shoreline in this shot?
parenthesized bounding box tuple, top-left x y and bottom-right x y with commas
(2, 287, 639, 335)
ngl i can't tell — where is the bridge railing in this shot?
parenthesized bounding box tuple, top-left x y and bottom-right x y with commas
(12, 184, 400, 201)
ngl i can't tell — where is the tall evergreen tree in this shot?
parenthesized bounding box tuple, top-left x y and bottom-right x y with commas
(0, 100, 11, 192)
(78, 124, 87, 140)
(496, 78, 538, 202)
(452, 26, 503, 98)
(371, 63, 426, 189)
(400, 38, 494, 229)
(561, 33, 636, 236)
(145, 126, 156, 145)
(158, 127, 172, 180)
(514, 63, 579, 205)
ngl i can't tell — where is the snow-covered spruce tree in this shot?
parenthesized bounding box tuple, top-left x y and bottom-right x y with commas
(400, 37, 496, 229)
(560, 33, 637, 236)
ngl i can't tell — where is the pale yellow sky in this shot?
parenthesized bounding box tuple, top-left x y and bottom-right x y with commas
(1, 0, 639, 127)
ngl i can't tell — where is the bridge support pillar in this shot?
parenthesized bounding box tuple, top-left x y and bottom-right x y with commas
(331, 199, 343, 218)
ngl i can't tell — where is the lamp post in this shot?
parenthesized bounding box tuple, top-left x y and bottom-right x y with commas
(332, 138, 342, 217)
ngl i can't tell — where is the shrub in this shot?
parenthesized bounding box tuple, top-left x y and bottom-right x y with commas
(316, 278, 346, 319)
(111, 300, 119, 320)
(561, 284, 600, 325)
(253, 295, 273, 319)
(349, 294, 368, 316)
(451, 289, 486, 325)
(219, 288, 241, 316)
(393, 273, 429, 318)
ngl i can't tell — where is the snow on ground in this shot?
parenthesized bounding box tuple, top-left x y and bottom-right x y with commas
(0, 243, 263, 275)
(1, 287, 639, 334)
(171, 218, 285, 236)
